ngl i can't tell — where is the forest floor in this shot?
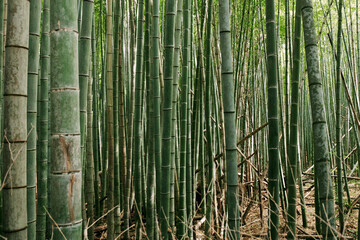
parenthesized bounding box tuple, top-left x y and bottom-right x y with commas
(94, 175, 360, 239)
(238, 176, 360, 240)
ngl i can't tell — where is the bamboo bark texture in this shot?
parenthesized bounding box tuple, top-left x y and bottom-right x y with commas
(49, 0, 82, 238)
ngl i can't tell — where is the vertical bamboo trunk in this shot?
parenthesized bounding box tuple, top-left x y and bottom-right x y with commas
(265, 0, 280, 238)
(151, 0, 162, 237)
(85, 74, 95, 240)
(119, 7, 130, 239)
(219, 1, 241, 239)
(301, 0, 336, 238)
(92, 14, 100, 221)
(112, 0, 121, 235)
(49, 0, 82, 238)
(178, 0, 189, 237)
(106, 0, 115, 238)
(146, 49, 156, 240)
(27, 0, 41, 237)
(160, 0, 177, 238)
(286, 0, 301, 238)
(36, 0, 50, 238)
(187, 2, 194, 239)
(145, 0, 156, 239)
(171, 0, 182, 232)
(133, 0, 145, 237)
(335, 0, 344, 233)
(204, 0, 214, 238)
(123, 2, 134, 239)
(79, 0, 94, 236)
(2, 0, 29, 239)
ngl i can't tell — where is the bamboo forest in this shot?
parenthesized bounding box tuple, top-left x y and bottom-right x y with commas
(2, 0, 360, 239)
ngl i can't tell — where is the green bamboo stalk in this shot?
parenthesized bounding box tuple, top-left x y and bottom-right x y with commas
(79, 0, 94, 235)
(145, 1, 156, 237)
(79, 0, 93, 161)
(301, 0, 336, 238)
(85, 71, 95, 240)
(146, 59, 157, 240)
(219, 1, 240, 239)
(335, 0, 344, 233)
(133, 0, 145, 238)
(2, 0, 29, 239)
(177, 0, 189, 237)
(286, 0, 301, 238)
(118, 0, 126, 221)
(204, 0, 214, 238)
(91, 14, 100, 220)
(151, 0, 162, 235)
(105, 0, 114, 238)
(265, 0, 280, 238)
(36, 0, 50, 238)
(112, 0, 121, 236)
(27, 0, 41, 237)
(49, 0, 82, 238)
(171, 0, 182, 232)
(160, 0, 177, 238)
(123, 2, 134, 239)
(119, 11, 131, 240)
(79, 1, 94, 235)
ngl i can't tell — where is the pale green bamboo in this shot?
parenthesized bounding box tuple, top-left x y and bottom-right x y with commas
(2, 0, 29, 239)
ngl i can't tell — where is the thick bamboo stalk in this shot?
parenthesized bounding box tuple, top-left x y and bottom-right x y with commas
(2, 0, 29, 239)
(301, 0, 336, 238)
(49, 0, 82, 238)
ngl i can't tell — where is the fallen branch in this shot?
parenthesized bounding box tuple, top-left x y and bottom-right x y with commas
(237, 122, 268, 146)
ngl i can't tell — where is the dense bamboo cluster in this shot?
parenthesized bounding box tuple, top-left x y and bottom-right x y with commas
(0, 0, 360, 240)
